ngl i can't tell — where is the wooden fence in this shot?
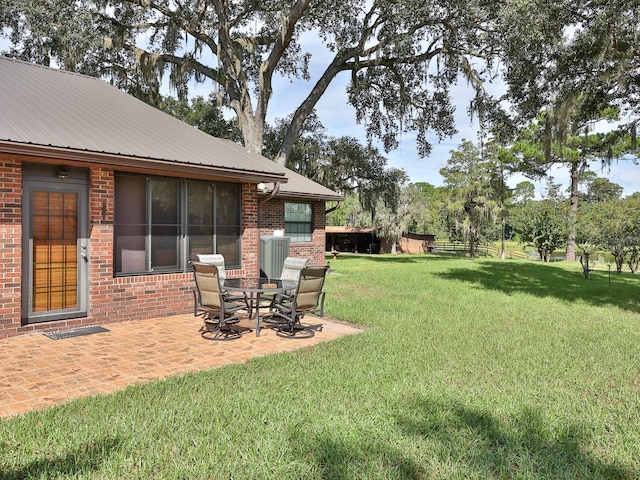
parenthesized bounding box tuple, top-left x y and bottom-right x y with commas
(434, 241, 538, 260)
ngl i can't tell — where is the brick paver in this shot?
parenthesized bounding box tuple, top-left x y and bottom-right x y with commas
(0, 314, 362, 418)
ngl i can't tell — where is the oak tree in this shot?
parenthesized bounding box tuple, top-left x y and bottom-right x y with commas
(1, 0, 503, 165)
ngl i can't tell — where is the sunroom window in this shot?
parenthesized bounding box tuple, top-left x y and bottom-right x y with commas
(114, 174, 241, 274)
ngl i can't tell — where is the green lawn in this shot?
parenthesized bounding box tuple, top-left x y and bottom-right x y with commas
(2, 255, 640, 479)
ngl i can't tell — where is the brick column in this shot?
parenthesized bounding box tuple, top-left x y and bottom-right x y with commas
(0, 157, 22, 337)
(240, 184, 260, 276)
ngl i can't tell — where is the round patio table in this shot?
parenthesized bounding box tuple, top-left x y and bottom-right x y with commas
(223, 278, 296, 336)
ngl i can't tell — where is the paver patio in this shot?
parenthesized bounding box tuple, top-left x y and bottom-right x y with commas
(0, 314, 363, 418)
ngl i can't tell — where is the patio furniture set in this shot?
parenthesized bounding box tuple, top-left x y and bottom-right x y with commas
(191, 255, 328, 340)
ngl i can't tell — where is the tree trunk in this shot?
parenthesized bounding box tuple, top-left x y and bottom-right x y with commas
(579, 254, 590, 279)
(627, 248, 640, 273)
(224, 66, 266, 156)
(238, 112, 265, 155)
(468, 232, 476, 258)
(500, 213, 506, 260)
(565, 161, 580, 261)
(274, 150, 287, 166)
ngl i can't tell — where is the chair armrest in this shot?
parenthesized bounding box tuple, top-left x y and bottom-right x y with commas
(277, 292, 294, 302)
(270, 291, 293, 307)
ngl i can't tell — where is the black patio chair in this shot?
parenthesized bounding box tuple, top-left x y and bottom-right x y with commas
(264, 266, 328, 338)
(192, 262, 248, 340)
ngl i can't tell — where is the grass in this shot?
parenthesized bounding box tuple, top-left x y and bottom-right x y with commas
(2, 255, 640, 479)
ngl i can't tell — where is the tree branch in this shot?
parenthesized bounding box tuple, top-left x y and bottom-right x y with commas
(256, 0, 312, 124)
(127, 45, 225, 85)
(276, 49, 356, 164)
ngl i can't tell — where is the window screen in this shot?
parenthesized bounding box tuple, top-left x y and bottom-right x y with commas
(114, 174, 241, 274)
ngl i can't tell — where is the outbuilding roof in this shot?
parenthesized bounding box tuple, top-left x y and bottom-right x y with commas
(326, 226, 375, 234)
(0, 56, 342, 201)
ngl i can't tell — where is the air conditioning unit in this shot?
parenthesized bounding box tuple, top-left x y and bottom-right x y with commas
(260, 236, 290, 279)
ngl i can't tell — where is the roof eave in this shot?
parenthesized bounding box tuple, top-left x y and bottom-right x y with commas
(0, 140, 288, 183)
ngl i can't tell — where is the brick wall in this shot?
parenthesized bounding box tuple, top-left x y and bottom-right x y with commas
(0, 159, 266, 339)
(0, 156, 329, 339)
(241, 183, 260, 275)
(258, 198, 327, 267)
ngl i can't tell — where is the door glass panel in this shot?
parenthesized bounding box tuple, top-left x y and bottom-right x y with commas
(32, 191, 78, 312)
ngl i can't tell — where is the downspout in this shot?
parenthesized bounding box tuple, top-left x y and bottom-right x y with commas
(259, 182, 281, 205)
(325, 200, 342, 214)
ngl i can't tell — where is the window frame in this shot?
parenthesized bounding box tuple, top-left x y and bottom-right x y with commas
(284, 202, 313, 243)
